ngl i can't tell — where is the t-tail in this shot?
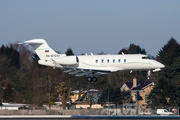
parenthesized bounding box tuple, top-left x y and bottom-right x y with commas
(23, 39, 66, 68)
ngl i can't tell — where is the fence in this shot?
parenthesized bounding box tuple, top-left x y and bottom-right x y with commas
(0, 106, 179, 116)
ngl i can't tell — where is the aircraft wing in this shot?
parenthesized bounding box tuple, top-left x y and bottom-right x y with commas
(63, 68, 92, 77)
(62, 67, 124, 77)
(50, 58, 125, 77)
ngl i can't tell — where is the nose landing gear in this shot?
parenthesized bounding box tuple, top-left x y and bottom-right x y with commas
(147, 70, 151, 80)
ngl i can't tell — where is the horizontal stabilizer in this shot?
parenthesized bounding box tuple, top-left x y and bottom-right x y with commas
(23, 39, 46, 45)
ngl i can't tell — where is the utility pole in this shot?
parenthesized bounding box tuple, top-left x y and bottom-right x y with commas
(107, 85, 110, 115)
(108, 89, 110, 115)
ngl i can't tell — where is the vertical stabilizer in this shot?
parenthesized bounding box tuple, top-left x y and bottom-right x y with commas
(23, 39, 58, 60)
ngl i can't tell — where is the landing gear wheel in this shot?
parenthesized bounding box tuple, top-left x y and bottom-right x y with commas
(92, 77, 97, 82)
(87, 77, 92, 82)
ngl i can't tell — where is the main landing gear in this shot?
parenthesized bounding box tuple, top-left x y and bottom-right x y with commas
(86, 73, 97, 82)
(87, 77, 97, 82)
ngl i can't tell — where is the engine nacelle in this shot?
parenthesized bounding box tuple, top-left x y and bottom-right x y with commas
(57, 56, 79, 65)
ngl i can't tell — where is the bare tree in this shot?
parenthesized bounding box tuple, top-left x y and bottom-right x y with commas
(55, 82, 72, 110)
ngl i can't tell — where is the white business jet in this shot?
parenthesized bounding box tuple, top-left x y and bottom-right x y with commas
(21, 39, 165, 82)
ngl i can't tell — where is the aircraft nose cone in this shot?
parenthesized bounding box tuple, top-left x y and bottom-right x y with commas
(153, 61, 165, 69)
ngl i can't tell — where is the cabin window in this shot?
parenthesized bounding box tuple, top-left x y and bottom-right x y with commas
(118, 59, 121, 63)
(96, 60, 98, 63)
(102, 59, 104, 63)
(124, 59, 126, 63)
(113, 59, 115, 63)
(107, 59, 110, 63)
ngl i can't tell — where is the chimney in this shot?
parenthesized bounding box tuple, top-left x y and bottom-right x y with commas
(133, 78, 137, 88)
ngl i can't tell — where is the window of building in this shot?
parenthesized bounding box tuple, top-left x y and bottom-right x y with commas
(96, 60, 98, 63)
(124, 59, 126, 63)
(107, 59, 110, 63)
(145, 95, 149, 103)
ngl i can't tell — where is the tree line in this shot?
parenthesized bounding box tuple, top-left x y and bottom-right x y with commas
(0, 38, 179, 108)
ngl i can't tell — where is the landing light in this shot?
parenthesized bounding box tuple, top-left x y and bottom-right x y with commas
(153, 68, 161, 72)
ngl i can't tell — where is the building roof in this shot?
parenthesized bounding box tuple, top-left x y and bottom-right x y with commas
(123, 80, 154, 91)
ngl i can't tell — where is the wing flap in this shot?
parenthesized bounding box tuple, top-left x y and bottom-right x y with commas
(63, 69, 75, 73)
(68, 70, 82, 75)
(62, 67, 125, 77)
(75, 71, 92, 77)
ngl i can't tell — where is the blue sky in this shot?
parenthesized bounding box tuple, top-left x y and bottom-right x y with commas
(0, 0, 180, 56)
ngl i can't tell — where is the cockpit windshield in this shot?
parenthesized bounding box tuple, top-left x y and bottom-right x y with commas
(142, 56, 153, 60)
